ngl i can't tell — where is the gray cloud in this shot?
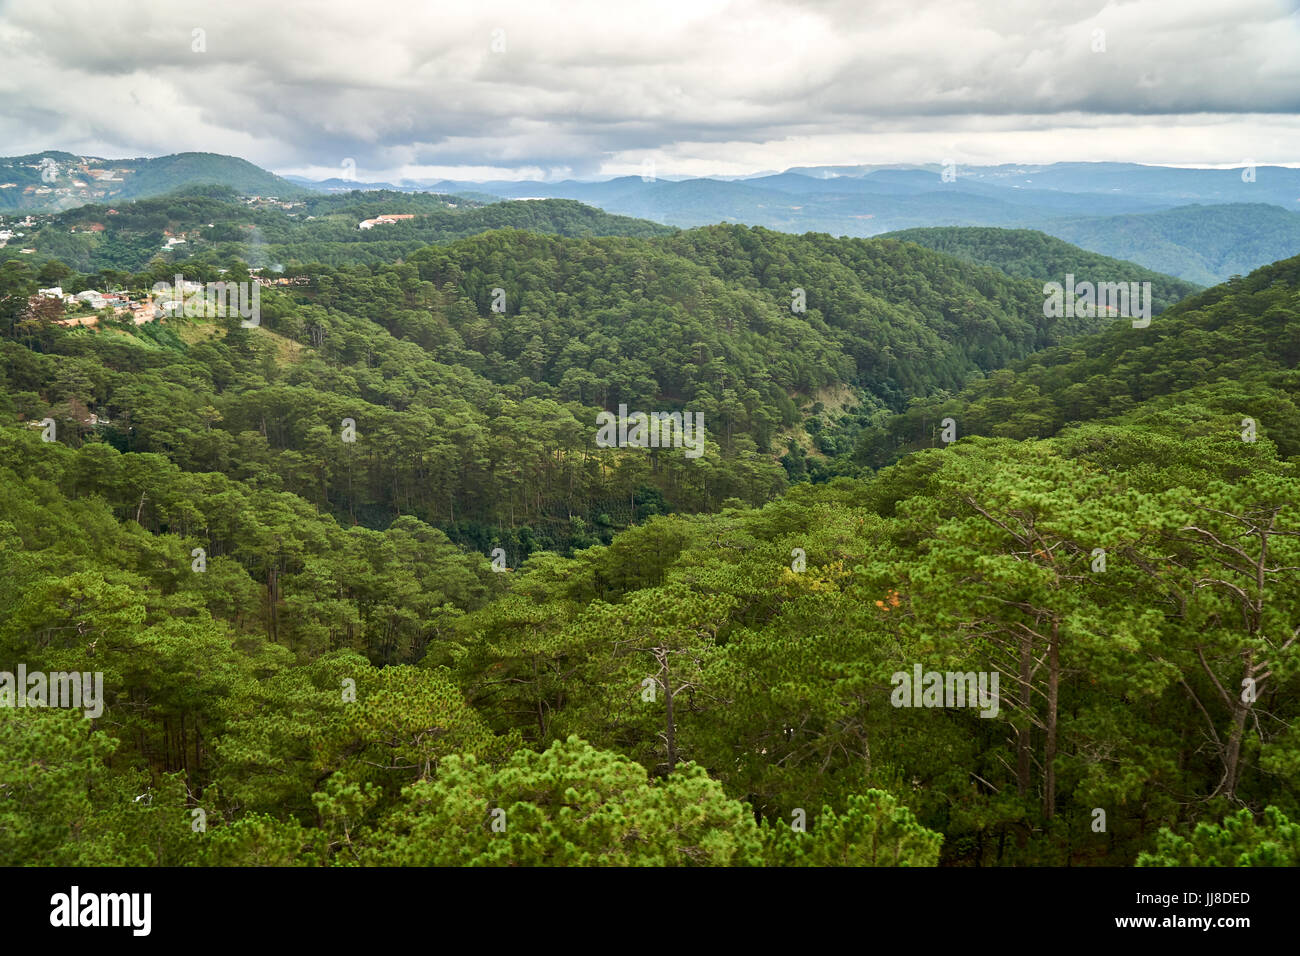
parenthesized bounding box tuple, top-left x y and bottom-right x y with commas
(1, 0, 1297, 179)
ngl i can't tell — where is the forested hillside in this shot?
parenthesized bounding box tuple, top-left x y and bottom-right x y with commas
(860, 253, 1300, 466)
(417, 167, 1300, 283)
(18, 187, 675, 273)
(3, 223, 1116, 557)
(1, 224, 1295, 867)
(0, 152, 309, 212)
(1045, 203, 1300, 286)
(881, 226, 1202, 310)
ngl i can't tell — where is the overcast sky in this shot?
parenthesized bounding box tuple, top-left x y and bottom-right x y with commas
(1, 0, 1298, 181)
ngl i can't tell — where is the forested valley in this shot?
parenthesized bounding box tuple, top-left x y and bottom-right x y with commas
(2, 196, 1297, 866)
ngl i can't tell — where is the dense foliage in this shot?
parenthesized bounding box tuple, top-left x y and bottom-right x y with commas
(2, 219, 1116, 559)
(882, 226, 1202, 310)
(18, 187, 675, 274)
(1, 208, 1295, 866)
(859, 254, 1300, 468)
(1047, 203, 1300, 287)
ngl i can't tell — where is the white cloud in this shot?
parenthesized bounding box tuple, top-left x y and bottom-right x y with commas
(1, 0, 1297, 179)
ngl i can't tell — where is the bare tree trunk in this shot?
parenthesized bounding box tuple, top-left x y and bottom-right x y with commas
(534, 655, 546, 738)
(1220, 652, 1255, 800)
(1018, 631, 1033, 797)
(1044, 620, 1060, 820)
(267, 565, 279, 642)
(661, 649, 677, 772)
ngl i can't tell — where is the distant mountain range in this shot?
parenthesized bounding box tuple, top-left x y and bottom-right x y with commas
(387, 164, 1300, 283)
(288, 162, 1300, 213)
(215, 160, 1300, 284)
(5, 152, 1300, 283)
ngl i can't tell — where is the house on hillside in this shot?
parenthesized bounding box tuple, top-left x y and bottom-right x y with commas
(358, 214, 416, 229)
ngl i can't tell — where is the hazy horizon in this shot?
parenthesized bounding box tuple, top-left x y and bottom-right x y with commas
(8, 150, 1300, 187)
